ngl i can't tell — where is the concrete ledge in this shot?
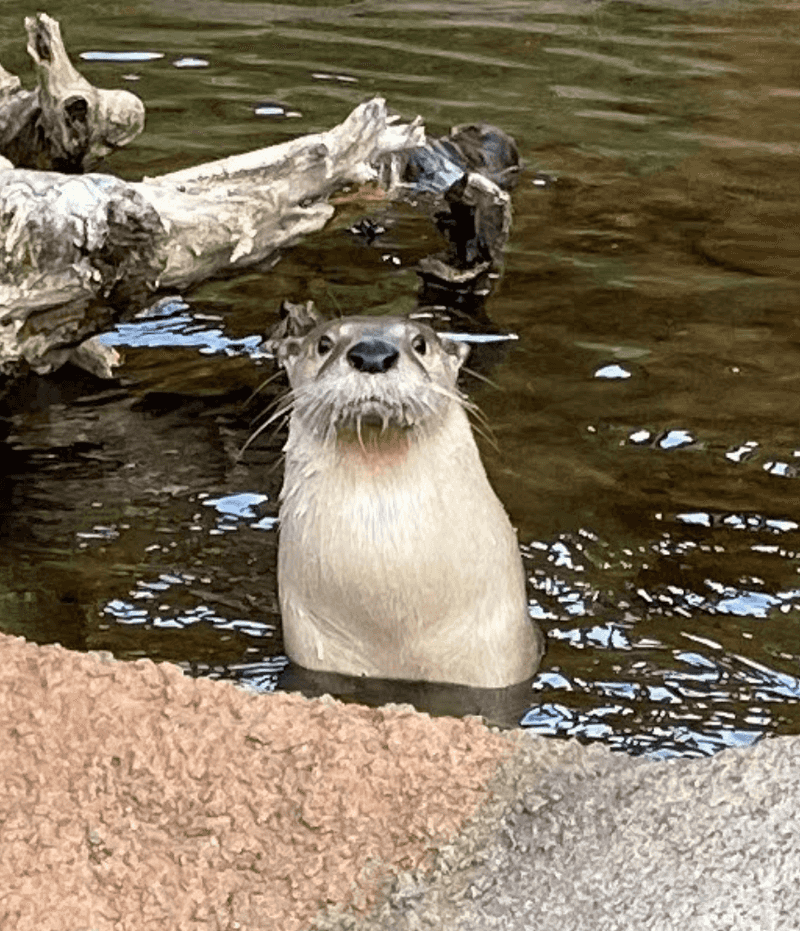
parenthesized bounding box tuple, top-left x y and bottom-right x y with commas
(0, 633, 510, 930)
(327, 721, 800, 931)
(2, 631, 797, 930)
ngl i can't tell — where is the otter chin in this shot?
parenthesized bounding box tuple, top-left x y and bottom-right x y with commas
(274, 315, 544, 689)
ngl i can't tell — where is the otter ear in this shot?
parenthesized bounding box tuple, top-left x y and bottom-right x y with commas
(442, 337, 471, 370)
(271, 336, 304, 371)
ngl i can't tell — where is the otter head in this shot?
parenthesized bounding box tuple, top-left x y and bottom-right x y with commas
(276, 316, 470, 449)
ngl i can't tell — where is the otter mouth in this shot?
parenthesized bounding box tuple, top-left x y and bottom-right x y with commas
(331, 399, 417, 451)
(335, 399, 413, 433)
(335, 418, 412, 444)
(349, 413, 389, 429)
(290, 378, 457, 449)
(334, 418, 414, 463)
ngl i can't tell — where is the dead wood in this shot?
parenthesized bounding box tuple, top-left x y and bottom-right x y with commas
(134, 97, 424, 290)
(3, 15, 530, 395)
(0, 96, 424, 380)
(0, 13, 145, 172)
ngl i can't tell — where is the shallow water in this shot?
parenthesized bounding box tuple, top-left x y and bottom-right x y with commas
(3, 0, 800, 757)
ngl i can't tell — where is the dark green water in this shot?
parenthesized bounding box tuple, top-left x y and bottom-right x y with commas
(3, 0, 800, 756)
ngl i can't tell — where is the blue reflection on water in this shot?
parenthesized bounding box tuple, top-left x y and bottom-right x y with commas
(81, 50, 164, 62)
(523, 526, 800, 756)
(640, 727, 762, 759)
(98, 297, 271, 359)
(594, 681, 640, 699)
(536, 670, 573, 691)
(647, 685, 681, 704)
(674, 651, 717, 671)
(182, 656, 289, 692)
(595, 363, 631, 379)
(102, 581, 275, 637)
(716, 590, 779, 617)
(676, 511, 711, 527)
(174, 57, 210, 69)
(658, 429, 695, 449)
(103, 581, 275, 637)
(733, 655, 800, 701)
(201, 492, 276, 532)
(763, 460, 797, 478)
(548, 623, 632, 650)
(522, 700, 764, 759)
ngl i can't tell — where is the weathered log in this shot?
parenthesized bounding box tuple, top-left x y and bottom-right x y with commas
(0, 97, 424, 378)
(0, 13, 145, 172)
(136, 97, 424, 290)
(404, 123, 517, 282)
(0, 62, 37, 155)
(0, 16, 515, 389)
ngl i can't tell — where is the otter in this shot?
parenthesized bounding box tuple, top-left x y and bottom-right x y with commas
(273, 315, 544, 689)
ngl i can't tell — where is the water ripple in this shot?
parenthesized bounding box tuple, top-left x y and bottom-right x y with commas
(272, 26, 537, 70)
(523, 527, 800, 755)
(99, 297, 271, 359)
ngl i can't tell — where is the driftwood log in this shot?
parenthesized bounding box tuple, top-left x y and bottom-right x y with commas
(0, 13, 144, 172)
(0, 15, 426, 383)
(0, 14, 517, 390)
(0, 96, 424, 378)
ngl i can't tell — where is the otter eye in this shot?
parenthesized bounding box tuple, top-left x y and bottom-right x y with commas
(317, 334, 334, 356)
(412, 334, 427, 355)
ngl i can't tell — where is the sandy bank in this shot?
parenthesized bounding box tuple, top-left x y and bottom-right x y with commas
(0, 633, 511, 930)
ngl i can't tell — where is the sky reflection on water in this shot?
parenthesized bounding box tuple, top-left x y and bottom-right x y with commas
(4, 0, 800, 756)
(522, 528, 800, 756)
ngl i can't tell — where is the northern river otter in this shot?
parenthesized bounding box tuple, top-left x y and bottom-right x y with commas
(274, 315, 543, 688)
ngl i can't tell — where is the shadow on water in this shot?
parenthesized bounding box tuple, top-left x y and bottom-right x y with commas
(2, 0, 800, 756)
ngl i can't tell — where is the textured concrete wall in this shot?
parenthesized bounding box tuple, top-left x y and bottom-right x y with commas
(0, 633, 509, 930)
(2, 632, 796, 931)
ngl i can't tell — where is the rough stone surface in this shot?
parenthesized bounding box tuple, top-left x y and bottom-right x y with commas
(3, 629, 798, 931)
(327, 729, 800, 931)
(0, 633, 511, 930)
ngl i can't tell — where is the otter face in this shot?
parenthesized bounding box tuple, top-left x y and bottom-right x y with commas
(277, 316, 470, 444)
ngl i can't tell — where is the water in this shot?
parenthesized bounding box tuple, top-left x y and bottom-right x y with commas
(2, 0, 800, 757)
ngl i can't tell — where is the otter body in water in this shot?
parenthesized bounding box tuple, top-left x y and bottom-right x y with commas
(275, 316, 543, 688)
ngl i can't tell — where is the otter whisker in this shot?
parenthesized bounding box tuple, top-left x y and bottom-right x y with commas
(462, 399, 497, 448)
(424, 381, 470, 410)
(469, 421, 500, 454)
(464, 401, 492, 434)
(304, 398, 330, 443)
(461, 365, 500, 391)
(356, 414, 367, 454)
(263, 449, 287, 480)
(425, 379, 488, 426)
(238, 414, 288, 460)
(245, 368, 290, 406)
(247, 389, 293, 436)
(239, 393, 296, 458)
(407, 396, 435, 425)
(266, 390, 299, 425)
(424, 378, 496, 445)
(326, 287, 344, 318)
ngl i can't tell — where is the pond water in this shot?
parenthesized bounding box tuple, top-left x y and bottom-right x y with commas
(3, 0, 800, 757)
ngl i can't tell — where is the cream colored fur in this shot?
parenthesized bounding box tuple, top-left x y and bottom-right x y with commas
(276, 316, 543, 688)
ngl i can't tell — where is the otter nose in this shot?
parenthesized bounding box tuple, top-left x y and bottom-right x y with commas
(347, 338, 399, 374)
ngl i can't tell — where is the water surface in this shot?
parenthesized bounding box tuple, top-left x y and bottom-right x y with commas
(2, 0, 800, 757)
